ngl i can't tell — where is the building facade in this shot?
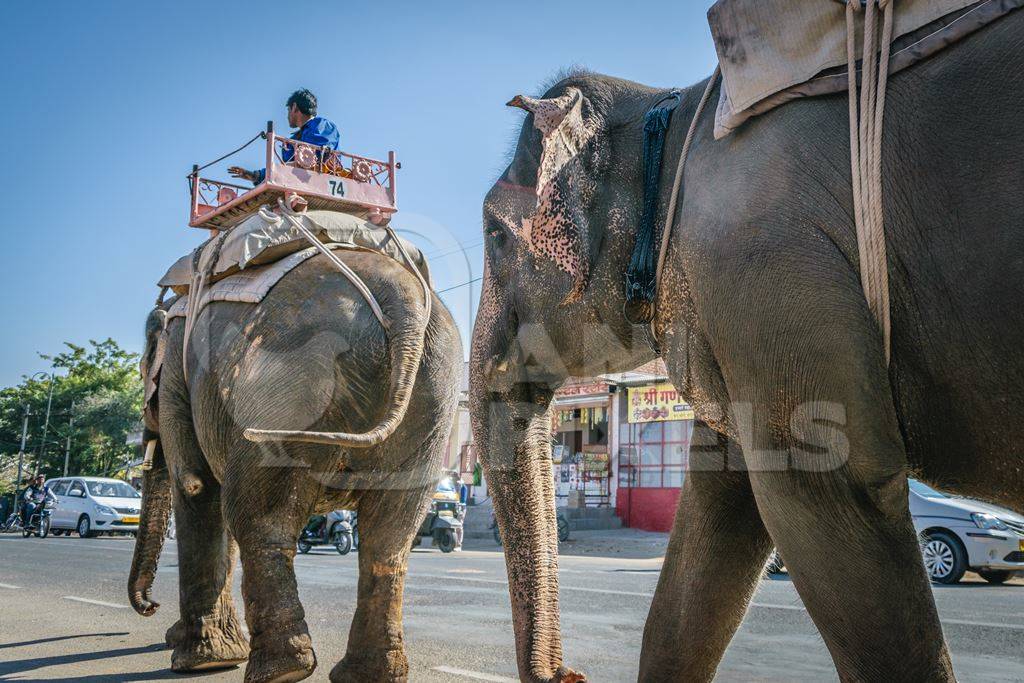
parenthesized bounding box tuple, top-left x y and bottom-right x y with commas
(449, 359, 693, 532)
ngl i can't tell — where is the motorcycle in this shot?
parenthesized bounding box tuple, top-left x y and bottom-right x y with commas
(413, 479, 464, 553)
(22, 499, 54, 539)
(490, 508, 570, 546)
(297, 510, 355, 555)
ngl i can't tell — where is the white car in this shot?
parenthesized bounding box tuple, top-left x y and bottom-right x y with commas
(46, 477, 142, 537)
(766, 479, 1024, 585)
(911, 479, 1024, 584)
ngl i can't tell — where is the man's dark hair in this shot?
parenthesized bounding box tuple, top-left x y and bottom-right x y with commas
(287, 89, 318, 116)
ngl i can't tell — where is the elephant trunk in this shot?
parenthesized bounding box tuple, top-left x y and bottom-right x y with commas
(128, 438, 172, 616)
(470, 276, 573, 681)
(242, 296, 429, 448)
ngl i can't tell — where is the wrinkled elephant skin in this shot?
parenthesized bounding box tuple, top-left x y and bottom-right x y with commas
(471, 13, 1024, 683)
(129, 250, 462, 683)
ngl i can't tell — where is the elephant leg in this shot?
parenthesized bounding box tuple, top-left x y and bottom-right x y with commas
(638, 426, 773, 682)
(160, 403, 248, 671)
(231, 510, 316, 683)
(726, 324, 955, 681)
(752, 465, 954, 681)
(328, 484, 431, 683)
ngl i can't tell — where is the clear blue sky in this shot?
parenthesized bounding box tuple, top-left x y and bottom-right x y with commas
(0, 1, 718, 386)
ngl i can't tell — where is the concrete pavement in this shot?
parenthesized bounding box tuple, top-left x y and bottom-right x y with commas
(0, 531, 1022, 682)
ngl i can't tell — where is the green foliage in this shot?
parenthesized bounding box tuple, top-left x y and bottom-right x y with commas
(0, 339, 142, 494)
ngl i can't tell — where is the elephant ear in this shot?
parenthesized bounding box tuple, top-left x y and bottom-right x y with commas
(507, 87, 598, 301)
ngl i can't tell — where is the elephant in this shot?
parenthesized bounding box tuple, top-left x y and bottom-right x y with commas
(470, 11, 1023, 683)
(128, 245, 462, 683)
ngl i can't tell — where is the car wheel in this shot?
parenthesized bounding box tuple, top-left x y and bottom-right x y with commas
(335, 533, 353, 556)
(77, 515, 94, 539)
(978, 569, 1013, 585)
(921, 531, 967, 584)
(557, 515, 570, 542)
(436, 529, 457, 553)
(297, 540, 312, 554)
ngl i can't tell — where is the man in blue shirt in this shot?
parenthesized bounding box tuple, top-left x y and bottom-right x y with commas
(229, 88, 340, 185)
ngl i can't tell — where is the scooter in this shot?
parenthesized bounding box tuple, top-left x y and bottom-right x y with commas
(22, 499, 54, 539)
(297, 510, 355, 555)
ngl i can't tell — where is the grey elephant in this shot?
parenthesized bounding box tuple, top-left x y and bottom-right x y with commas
(129, 245, 462, 682)
(470, 11, 1023, 683)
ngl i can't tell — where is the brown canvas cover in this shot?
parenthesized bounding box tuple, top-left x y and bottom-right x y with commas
(709, 0, 1023, 138)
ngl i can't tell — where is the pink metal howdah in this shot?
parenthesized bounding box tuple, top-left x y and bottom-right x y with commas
(189, 121, 399, 230)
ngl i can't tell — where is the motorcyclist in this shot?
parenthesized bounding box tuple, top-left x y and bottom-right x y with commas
(22, 474, 55, 527)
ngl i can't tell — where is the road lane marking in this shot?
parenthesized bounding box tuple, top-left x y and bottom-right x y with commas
(940, 617, 1024, 631)
(431, 665, 518, 682)
(0, 582, 23, 589)
(749, 601, 1024, 631)
(63, 596, 129, 609)
(751, 601, 805, 612)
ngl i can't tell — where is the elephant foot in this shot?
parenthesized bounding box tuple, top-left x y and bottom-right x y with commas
(167, 611, 250, 672)
(329, 647, 409, 683)
(244, 627, 316, 683)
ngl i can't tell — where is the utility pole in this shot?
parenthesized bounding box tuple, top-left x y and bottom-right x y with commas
(13, 404, 31, 510)
(62, 400, 75, 478)
(32, 374, 56, 478)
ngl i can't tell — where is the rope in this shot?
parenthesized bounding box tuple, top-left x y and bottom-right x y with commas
(649, 66, 721, 340)
(269, 200, 389, 328)
(384, 224, 433, 324)
(187, 131, 267, 178)
(182, 230, 229, 381)
(624, 90, 682, 322)
(847, 0, 895, 363)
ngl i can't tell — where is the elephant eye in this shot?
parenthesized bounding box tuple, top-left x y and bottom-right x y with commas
(486, 223, 508, 247)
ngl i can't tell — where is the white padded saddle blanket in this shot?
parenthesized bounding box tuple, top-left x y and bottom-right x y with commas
(158, 207, 431, 295)
(164, 243, 354, 322)
(709, 0, 1022, 137)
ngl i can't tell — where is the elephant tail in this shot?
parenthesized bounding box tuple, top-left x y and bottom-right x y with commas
(243, 281, 432, 449)
(128, 437, 173, 616)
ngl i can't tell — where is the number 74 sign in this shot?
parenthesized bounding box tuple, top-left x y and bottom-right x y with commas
(327, 179, 346, 197)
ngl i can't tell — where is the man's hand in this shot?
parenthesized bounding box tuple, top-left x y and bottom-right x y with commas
(228, 166, 256, 181)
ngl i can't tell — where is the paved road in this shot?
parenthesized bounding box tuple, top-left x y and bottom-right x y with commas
(1, 533, 1022, 682)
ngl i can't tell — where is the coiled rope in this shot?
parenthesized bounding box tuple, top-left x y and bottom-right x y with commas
(847, 0, 895, 364)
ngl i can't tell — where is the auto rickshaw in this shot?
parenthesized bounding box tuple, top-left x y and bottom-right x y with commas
(412, 476, 464, 553)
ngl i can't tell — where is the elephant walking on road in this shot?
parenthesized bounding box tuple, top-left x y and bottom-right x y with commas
(129, 247, 462, 683)
(470, 11, 1024, 683)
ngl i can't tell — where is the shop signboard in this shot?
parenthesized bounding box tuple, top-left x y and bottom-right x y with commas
(626, 383, 695, 423)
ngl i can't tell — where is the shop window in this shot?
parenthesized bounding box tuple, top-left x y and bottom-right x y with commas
(618, 391, 694, 489)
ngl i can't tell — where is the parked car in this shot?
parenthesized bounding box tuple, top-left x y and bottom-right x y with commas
(46, 477, 142, 537)
(766, 479, 1024, 585)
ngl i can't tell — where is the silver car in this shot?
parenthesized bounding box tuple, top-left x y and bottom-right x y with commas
(766, 479, 1024, 585)
(911, 479, 1024, 584)
(47, 477, 142, 537)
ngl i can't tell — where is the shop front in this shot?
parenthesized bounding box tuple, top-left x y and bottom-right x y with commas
(616, 382, 694, 531)
(551, 380, 612, 508)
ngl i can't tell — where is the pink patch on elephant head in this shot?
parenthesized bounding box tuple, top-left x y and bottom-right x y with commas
(507, 88, 594, 292)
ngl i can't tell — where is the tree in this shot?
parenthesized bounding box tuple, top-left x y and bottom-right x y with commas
(0, 339, 142, 495)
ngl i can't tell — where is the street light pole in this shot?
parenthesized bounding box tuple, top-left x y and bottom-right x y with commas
(63, 400, 75, 477)
(13, 404, 31, 509)
(32, 373, 56, 478)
